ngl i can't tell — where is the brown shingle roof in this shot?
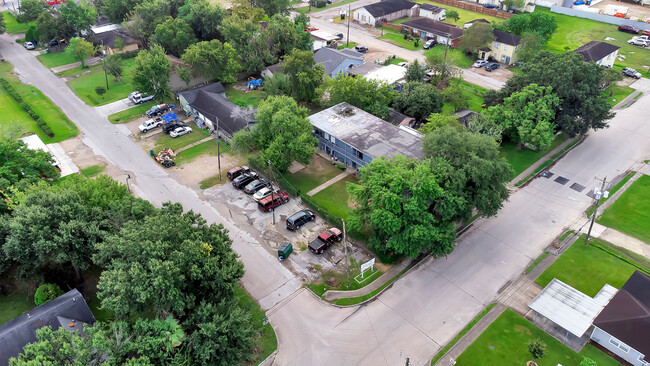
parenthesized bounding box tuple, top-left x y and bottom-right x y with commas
(574, 41, 620, 63)
(401, 17, 463, 39)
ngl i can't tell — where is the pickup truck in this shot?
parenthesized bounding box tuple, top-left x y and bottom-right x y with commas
(129, 91, 154, 105)
(146, 104, 174, 118)
(308, 228, 342, 254)
(138, 117, 163, 133)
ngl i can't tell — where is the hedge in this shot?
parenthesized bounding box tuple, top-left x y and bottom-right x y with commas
(0, 78, 55, 137)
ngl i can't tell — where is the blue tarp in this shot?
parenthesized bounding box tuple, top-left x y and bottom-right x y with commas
(162, 113, 178, 123)
(247, 79, 263, 87)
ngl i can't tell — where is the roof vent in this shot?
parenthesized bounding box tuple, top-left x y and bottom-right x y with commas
(68, 322, 76, 328)
(338, 106, 356, 117)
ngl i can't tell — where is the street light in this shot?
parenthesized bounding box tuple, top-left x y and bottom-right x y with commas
(585, 177, 608, 244)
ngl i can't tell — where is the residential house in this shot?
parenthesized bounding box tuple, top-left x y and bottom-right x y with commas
(167, 55, 210, 92)
(573, 41, 620, 68)
(20, 134, 79, 177)
(178, 83, 255, 141)
(478, 29, 521, 65)
(0, 289, 96, 366)
(90, 23, 140, 54)
(261, 62, 284, 79)
(354, 0, 419, 27)
(348, 62, 383, 77)
(451, 109, 479, 127)
(401, 17, 464, 48)
(311, 30, 340, 51)
(364, 64, 407, 85)
(419, 3, 446, 21)
(313, 47, 364, 79)
(308, 102, 423, 169)
(463, 18, 490, 29)
(591, 271, 650, 366)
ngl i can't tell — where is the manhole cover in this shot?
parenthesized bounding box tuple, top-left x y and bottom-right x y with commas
(570, 183, 585, 192)
(554, 176, 569, 185)
(540, 170, 554, 178)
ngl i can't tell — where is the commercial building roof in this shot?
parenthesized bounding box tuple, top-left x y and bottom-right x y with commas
(528, 278, 617, 337)
(310, 30, 340, 41)
(401, 17, 464, 39)
(308, 102, 423, 160)
(359, 0, 417, 17)
(493, 29, 521, 46)
(593, 271, 650, 356)
(0, 289, 96, 366)
(365, 64, 406, 84)
(420, 3, 445, 12)
(313, 48, 364, 77)
(574, 41, 620, 63)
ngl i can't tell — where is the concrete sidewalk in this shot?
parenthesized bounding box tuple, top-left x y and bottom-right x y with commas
(50, 57, 102, 73)
(94, 98, 134, 116)
(306, 171, 350, 196)
(322, 258, 412, 301)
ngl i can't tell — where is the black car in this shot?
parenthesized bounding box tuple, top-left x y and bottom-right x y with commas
(286, 209, 315, 230)
(244, 179, 272, 194)
(618, 25, 640, 34)
(485, 62, 500, 71)
(355, 45, 368, 53)
(162, 121, 186, 134)
(482, 3, 498, 8)
(232, 172, 259, 189)
(335, 33, 344, 39)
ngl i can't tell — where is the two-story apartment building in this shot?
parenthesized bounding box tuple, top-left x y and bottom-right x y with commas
(478, 29, 521, 65)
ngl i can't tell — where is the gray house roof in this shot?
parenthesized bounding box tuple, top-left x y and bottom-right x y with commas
(359, 0, 417, 17)
(574, 41, 620, 63)
(309, 102, 423, 160)
(0, 289, 96, 366)
(313, 48, 364, 77)
(420, 3, 445, 12)
(178, 82, 226, 104)
(401, 17, 464, 39)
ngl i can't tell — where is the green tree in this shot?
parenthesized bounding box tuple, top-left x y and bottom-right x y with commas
(219, 15, 273, 73)
(419, 113, 463, 134)
(133, 316, 185, 364)
(579, 357, 598, 366)
(131, 44, 172, 102)
(59, 1, 97, 37)
(67, 37, 95, 68)
(105, 54, 123, 81)
(422, 126, 512, 220)
(181, 39, 240, 84)
(132, 0, 172, 38)
(446, 9, 459, 22)
(393, 82, 444, 121)
(319, 76, 396, 119)
(442, 81, 469, 112)
(17, 0, 50, 23)
(122, 13, 150, 48)
(179, 0, 225, 41)
(254, 0, 291, 16)
(527, 338, 546, 363)
(35, 11, 61, 44)
(484, 51, 612, 137)
(425, 52, 460, 84)
(95, 86, 107, 98)
(515, 32, 545, 63)
(262, 73, 291, 98)
(102, 0, 143, 22)
(0, 13, 4, 35)
(152, 17, 197, 57)
(230, 0, 266, 22)
(263, 14, 313, 60)
(466, 114, 503, 142)
(282, 49, 325, 101)
(459, 22, 495, 54)
(34, 283, 64, 306)
(347, 155, 455, 258)
(502, 0, 526, 10)
(488, 83, 558, 150)
(114, 35, 125, 51)
(9, 326, 95, 365)
(405, 59, 426, 83)
(496, 12, 557, 40)
(177, 65, 192, 89)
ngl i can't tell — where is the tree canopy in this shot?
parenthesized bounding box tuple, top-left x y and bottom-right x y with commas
(59, 1, 97, 37)
(419, 113, 463, 134)
(319, 76, 397, 119)
(131, 44, 172, 102)
(495, 12, 557, 40)
(178, 0, 225, 41)
(392, 82, 444, 121)
(152, 17, 197, 57)
(404, 59, 426, 83)
(181, 39, 240, 84)
(66, 37, 95, 68)
(459, 22, 495, 54)
(17, 0, 50, 23)
(282, 49, 325, 101)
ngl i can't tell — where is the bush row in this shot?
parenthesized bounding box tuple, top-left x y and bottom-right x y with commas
(0, 78, 55, 137)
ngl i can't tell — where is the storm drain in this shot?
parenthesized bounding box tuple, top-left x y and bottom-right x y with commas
(540, 170, 554, 179)
(570, 183, 586, 192)
(554, 176, 570, 185)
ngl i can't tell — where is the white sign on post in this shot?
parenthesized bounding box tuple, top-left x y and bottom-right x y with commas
(360, 258, 375, 278)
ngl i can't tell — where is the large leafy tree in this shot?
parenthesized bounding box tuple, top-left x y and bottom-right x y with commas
(282, 49, 324, 101)
(178, 0, 225, 41)
(496, 12, 557, 40)
(181, 40, 240, 84)
(35, 10, 61, 44)
(264, 14, 312, 60)
(17, 0, 50, 23)
(484, 51, 613, 136)
(131, 0, 172, 42)
(419, 113, 463, 134)
(515, 32, 546, 63)
(219, 16, 273, 73)
(102, 0, 143, 22)
(59, 1, 97, 37)
(131, 44, 172, 102)
(318, 76, 397, 119)
(422, 126, 512, 220)
(252, 0, 290, 16)
(152, 17, 197, 57)
(459, 22, 495, 54)
(404, 59, 426, 83)
(105, 54, 123, 81)
(230, 0, 266, 22)
(66, 37, 95, 68)
(442, 80, 469, 112)
(393, 82, 444, 121)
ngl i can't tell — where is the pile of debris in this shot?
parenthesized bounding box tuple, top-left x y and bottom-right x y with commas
(156, 148, 177, 168)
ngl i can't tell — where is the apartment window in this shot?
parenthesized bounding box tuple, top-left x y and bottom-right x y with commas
(503, 44, 508, 51)
(330, 135, 335, 144)
(356, 150, 363, 159)
(324, 132, 330, 140)
(494, 42, 500, 49)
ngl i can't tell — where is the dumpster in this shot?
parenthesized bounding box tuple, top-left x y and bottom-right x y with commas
(278, 242, 293, 261)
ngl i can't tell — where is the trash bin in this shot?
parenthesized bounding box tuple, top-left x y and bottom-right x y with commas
(150, 149, 155, 157)
(278, 242, 293, 260)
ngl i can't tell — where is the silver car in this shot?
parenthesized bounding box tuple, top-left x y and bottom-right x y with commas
(169, 126, 193, 138)
(23, 42, 35, 50)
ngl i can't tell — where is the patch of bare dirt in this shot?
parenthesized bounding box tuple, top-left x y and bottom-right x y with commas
(170, 153, 245, 187)
(59, 136, 123, 180)
(470, 65, 513, 82)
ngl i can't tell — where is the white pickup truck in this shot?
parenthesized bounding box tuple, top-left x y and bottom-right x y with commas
(138, 118, 163, 133)
(128, 91, 154, 105)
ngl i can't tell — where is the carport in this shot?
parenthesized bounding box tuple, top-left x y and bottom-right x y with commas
(528, 278, 617, 343)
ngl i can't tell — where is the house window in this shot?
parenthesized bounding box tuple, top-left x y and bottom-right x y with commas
(324, 132, 330, 140)
(493, 52, 499, 59)
(330, 135, 335, 144)
(501, 55, 506, 63)
(494, 42, 500, 49)
(503, 44, 508, 51)
(609, 337, 630, 353)
(356, 150, 363, 159)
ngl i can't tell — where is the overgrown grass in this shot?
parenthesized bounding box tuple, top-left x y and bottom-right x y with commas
(535, 235, 649, 297)
(175, 140, 231, 165)
(500, 133, 570, 180)
(424, 46, 474, 68)
(2, 11, 32, 34)
(37, 52, 80, 69)
(337, 42, 358, 50)
(455, 308, 618, 366)
(587, 171, 635, 217)
(234, 286, 277, 365)
(0, 292, 33, 325)
(378, 33, 422, 51)
(601, 84, 635, 108)
(66, 58, 137, 106)
(598, 174, 650, 243)
(525, 252, 549, 275)
(225, 84, 263, 108)
(442, 78, 487, 114)
(108, 102, 156, 123)
(81, 165, 106, 178)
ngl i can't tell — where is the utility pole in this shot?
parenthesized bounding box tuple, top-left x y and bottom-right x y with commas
(346, 4, 351, 47)
(268, 160, 276, 225)
(343, 219, 350, 287)
(102, 47, 109, 90)
(216, 118, 221, 181)
(585, 177, 608, 244)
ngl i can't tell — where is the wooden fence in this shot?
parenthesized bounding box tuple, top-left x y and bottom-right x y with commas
(380, 22, 403, 31)
(427, 0, 513, 19)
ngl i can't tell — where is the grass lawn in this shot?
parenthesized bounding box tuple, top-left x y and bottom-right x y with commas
(334, 264, 412, 305)
(442, 78, 487, 114)
(66, 58, 137, 106)
(386, 57, 408, 65)
(153, 123, 211, 154)
(410, 1, 503, 24)
(311, 175, 357, 223)
(175, 139, 231, 165)
(81, 165, 106, 178)
(424, 46, 474, 68)
(535, 235, 648, 297)
(587, 171, 635, 217)
(37, 52, 80, 69)
(311, 0, 359, 12)
(281, 156, 343, 194)
(601, 84, 635, 108)
(225, 84, 263, 108)
(108, 101, 156, 123)
(598, 174, 650, 243)
(306, 262, 384, 298)
(378, 33, 422, 51)
(456, 308, 618, 366)
(0, 292, 33, 325)
(337, 42, 358, 50)
(2, 11, 32, 34)
(500, 133, 569, 179)
(0, 62, 78, 143)
(536, 7, 649, 72)
(234, 286, 277, 365)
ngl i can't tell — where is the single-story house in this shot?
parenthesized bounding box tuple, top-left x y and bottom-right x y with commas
(451, 109, 479, 127)
(310, 30, 340, 51)
(314, 47, 364, 79)
(354, 0, 418, 27)
(178, 83, 255, 140)
(364, 64, 407, 84)
(309, 102, 423, 169)
(90, 23, 140, 54)
(419, 3, 446, 21)
(463, 18, 490, 29)
(573, 41, 620, 68)
(401, 17, 464, 48)
(591, 271, 650, 366)
(261, 62, 284, 79)
(478, 29, 521, 65)
(166, 55, 211, 92)
(0, 289, 96, 366)
(348, 62, 383, 77)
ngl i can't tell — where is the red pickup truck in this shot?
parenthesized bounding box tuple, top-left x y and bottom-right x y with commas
(308, 228, 342, 254)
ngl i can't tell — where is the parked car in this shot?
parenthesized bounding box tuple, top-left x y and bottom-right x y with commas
(227, 166, 251, 181)
(423, 39, 437, 49)
(308, 228, 342, 254)
(643, 29, 650, 37)
(162, 120, 186, 134)
(253, 187, 279, 202)
(334, 33, 344, 39)
(618, 25, 640, 34)
(23, 42, 35, 50)
(482, 3, 498, 8)
(621, 67, 642, 79)
(138, 118, 163, 133)
(258, 191, 289, 212)
(305, 26, 318, 32)
(244, 179, 272, 194)
(473, 60, 488, 68)
(397, 62, 408, 67)
(355, 45, 368, 53)
(232, 172, 259, 189)
(485, 62, 500, 72)
(286, 209, 315, 230)
(170, 126, 192, 138)
(129, 91, 154, 105)
(146, 104, 174, 118)
(628, 37, 649, 47)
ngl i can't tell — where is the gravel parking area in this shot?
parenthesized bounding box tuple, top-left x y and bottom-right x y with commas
(467, 64, 514, 82)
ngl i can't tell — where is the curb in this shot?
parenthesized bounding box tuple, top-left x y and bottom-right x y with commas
(516, 135, 586, 189)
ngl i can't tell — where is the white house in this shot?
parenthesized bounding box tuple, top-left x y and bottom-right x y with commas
(310, 30, 340, 51)
(354, 0, 418, 27)
(573, 41, 620, 68)
(419, 3, 446, 21)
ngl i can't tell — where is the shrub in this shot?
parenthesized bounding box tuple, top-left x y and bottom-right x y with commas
(34, 283, 64, 306)
(0, 78, 55, 137)
(116, 50, 140, 60)
(315, 0, 326, 7)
